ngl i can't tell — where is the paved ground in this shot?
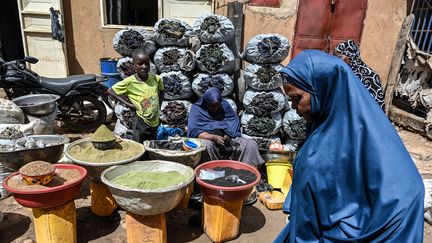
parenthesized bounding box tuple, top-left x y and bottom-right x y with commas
(0, 127, 431, 242)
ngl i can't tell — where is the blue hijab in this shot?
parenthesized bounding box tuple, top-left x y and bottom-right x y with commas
(187, 88, 240, 138)
(275, 50, 424, 242)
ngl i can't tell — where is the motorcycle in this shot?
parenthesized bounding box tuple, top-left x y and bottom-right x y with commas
(0, 56, 113, 132)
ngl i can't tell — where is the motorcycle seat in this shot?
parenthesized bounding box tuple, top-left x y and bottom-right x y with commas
(40, 74, 97, 94)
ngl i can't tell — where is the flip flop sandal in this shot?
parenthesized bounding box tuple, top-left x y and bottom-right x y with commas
(243, 190, 258, 206)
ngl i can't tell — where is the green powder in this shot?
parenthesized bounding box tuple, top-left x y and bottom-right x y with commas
(68, 140, 144, 163)
(91, 125, 117, 142)
(111, 171, 187, 190)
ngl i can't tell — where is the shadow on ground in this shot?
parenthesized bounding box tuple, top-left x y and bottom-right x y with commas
(240, 205, 266, 233)
(76, 206, 121, 242)
(0, 212, 31, 242)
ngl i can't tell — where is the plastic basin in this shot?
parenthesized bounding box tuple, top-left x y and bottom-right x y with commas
(101, 160, 195, 215)
(0, 135, 69, 171)
(195, 160, 261, 202)
(64, 138, 145, 181)
(143, 138, 206, 168)
(2, 164, 87, 209)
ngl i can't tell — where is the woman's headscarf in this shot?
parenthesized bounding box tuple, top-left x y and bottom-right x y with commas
(334, 40, 385, 109)
(187, 88, 240, 138)
(275, 50, 424, 242)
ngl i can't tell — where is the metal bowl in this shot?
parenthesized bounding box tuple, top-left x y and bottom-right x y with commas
(262, 150, 297, 164)
(65, 138, 145, 182)
(101, 160, 195, 215)
(0, 135, 69, 171)
(91, 140, 117, 150)
(12, 94, 60, 116)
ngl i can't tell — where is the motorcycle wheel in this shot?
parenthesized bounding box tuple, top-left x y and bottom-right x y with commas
(59, 96, 107, 133)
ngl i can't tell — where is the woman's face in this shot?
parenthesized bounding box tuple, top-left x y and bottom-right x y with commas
(208, 102, 220, 113)
(283, 83, 312, 121)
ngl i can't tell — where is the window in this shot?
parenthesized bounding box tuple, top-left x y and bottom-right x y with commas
(101, 0, 214, 28)
(411, 0, 432, 54)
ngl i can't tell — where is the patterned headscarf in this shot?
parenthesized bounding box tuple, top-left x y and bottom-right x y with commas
(334, 40, 385, 109)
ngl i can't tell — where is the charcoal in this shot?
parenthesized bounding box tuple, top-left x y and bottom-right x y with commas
(200, 16, 221, 34)
(198, 76, 225, 94)
(197, 44, 225, 72)
(119, 29, 146, 50)
(161, 101, 188, 127)
(256, 65, 278, 84)
(161, 49, 180, 65)
(245, 117, 276, 137)
(154, 141, 184, 151)
(163, 75, 184, 96)
(258, 36, 282, 59)
(247, 93, 279, 117)
(158, 20, 186, 39)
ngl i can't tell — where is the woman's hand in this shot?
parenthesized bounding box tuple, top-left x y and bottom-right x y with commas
(212, 135, 225, 145)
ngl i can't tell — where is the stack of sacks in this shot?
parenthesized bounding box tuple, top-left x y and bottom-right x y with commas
(240, 34, 290, 150)
(191, 14, 237, 113)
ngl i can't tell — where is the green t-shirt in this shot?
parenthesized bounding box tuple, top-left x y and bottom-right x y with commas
(112, 74, 164, 127)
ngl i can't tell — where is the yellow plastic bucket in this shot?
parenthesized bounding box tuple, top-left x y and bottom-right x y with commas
(266, 162, 292, 189)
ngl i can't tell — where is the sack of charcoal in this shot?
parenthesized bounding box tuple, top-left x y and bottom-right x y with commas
(241, 133, 281, 152)
(225, 98, 238, 114)
(116, 57, 157, 79)
(154, 18, 192, 47)
(160, 100, 192, 128)
(242, 34, 290, 64)
(113, 28, 157, 57)
(192, 73, 234, 97)
(242, 89, 285, 116)
(193, 14, 235, 44)
(244, 63, 284, 91)
(154, 47, 190, 73)
(282, 109, 307, 140)
(160, 71, 193, 100)
(241, 112, 282, 137)
(196, 43, 235, 74)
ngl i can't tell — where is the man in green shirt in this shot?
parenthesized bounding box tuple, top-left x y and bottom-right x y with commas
(109, 49, 164, 142)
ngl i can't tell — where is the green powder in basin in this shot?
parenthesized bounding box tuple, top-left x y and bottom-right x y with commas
(111, 171, 188, 190)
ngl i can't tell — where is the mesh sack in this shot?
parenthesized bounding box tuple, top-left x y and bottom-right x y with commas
(242, 34, 290, 64)
(192, 73, 234, 97)
(241, 133, 281, 151)
(242, 89, 285, 116)
(244, 64, 283, 91)
(241, 112, 282, 137)
(282, 108, 307, 140)
(196, 43, 235, 74)
(154, 18, 192, 47)
(154, 47, 190, 73)
(116, 57, 157, 79)
(113, 28, 157, 57)
(160, 71, 193, 100)
(225, 98, 238, 114)
(160, 100, 192, 127)
(193, 14, 235, 43)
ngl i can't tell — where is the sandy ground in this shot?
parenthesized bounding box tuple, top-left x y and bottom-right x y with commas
(0, 127, 431, 242)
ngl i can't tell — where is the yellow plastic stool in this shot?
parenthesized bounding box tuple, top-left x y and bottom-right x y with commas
(126, 212, 167, 243)
(202, 195, 243, 243)
(90, 180, 118, 216)
(32, 201, 77, 243)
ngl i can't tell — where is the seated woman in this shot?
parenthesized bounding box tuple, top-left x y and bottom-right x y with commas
(187, 88, 264, 167)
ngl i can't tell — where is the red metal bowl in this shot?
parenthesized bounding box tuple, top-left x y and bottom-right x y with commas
(2, 164, 87, 209)
(195, 160, 261, 202)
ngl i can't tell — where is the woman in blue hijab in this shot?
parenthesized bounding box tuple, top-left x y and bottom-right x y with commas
(188, 88, 264, 166)
(275, 50, 424, 242)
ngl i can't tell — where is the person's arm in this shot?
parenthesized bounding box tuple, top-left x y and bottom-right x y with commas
(108, 88, 135, 110)
(198, 131, 224, 145)
(159, 90, 164, 108)
(157, 75, 164, 107)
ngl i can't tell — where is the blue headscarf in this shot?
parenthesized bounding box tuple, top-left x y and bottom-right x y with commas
(187, 88, 240, 138)
(275, 50, 424, 242)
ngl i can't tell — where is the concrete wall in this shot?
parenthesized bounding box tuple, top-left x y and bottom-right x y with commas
(64, 0, 407, 86)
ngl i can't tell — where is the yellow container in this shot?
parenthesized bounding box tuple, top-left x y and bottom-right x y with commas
(126, 212, 167, 243)
(266, 162, 292, 189)
(202, 195, 243, 243)
(90, 180, 118, 216)
(32, 200, 77, 243)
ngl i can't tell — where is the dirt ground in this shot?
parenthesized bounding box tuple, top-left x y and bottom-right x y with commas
(1, 127, 431, 243)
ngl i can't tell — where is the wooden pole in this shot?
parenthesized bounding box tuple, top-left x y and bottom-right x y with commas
(384, 14, 414, 114)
